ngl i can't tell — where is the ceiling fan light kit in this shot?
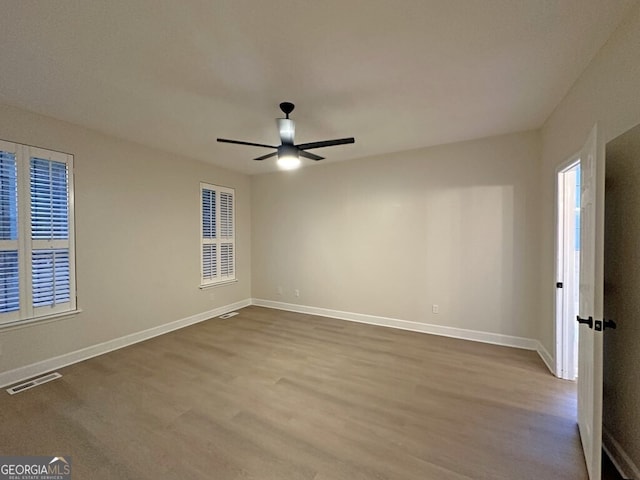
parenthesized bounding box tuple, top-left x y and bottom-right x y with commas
(217, 102, 355, 170)
(276, 146, 301, 170)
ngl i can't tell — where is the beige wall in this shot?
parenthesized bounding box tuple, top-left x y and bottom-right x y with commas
(251, 131, 541, 339)
(0, 103, 251, 373)
(539, 2, 640, 354)
(603, 124, 640, 473)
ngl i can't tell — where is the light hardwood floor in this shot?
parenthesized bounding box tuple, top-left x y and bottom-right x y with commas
(1, 306, 589, 479)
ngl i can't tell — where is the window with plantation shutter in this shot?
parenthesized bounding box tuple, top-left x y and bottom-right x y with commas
(201, 183, 235, 286)
(0, 140, 76, 327)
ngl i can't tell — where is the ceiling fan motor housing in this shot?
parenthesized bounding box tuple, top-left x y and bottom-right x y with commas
(277, 118, 295, 145)
(278, 144, 299, 158)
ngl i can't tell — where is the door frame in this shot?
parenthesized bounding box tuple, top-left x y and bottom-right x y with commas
(554, 154, 581, 380)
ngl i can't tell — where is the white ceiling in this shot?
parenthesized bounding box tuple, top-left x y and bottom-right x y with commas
(0, 1, 635, 174)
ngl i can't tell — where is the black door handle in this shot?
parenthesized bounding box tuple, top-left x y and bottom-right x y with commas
(577, 315, 593, 328)
(577, 316, 616, 331)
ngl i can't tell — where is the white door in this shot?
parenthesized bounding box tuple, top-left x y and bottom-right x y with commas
(577, 124, 605, 480)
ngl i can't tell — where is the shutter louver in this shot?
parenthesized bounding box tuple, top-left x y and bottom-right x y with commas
(32, 249, 70, 307)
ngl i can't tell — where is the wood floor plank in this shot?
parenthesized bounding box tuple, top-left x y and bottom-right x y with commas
(0, 306, 588, 479)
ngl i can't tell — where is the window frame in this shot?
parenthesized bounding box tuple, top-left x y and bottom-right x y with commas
(200, 182, 236, 287)
(0, 139, 76, 327)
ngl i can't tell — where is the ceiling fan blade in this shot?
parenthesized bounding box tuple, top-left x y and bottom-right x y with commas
(254, 152, 278, 161)
(217, 138, 277, 149)
(299, 150, 324, 161)
(295, 137, 355, 150)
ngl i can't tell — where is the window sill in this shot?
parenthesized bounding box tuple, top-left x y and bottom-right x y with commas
(0, 309, 83, 332)
(199, 279, 238, 290)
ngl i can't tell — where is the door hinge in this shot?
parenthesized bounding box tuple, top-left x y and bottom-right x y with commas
(556, 282, 563, 288)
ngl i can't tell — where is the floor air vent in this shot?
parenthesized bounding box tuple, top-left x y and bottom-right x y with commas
(219, 311, 239, 319)
(6, 372, 62, 395)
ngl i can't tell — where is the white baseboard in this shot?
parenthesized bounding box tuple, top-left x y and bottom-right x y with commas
(535, 341, 556, 376)
(603, 425, 640, 480)
(251, 298, 539, 351)
(0, 298, 251, 388)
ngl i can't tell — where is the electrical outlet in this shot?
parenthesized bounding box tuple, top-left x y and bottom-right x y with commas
(432, 304, 439, 314)
(294, 289, 300, 297)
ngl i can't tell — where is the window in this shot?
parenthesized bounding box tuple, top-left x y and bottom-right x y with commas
(200, 182, 235, 286)
(0, 140, 76, 326)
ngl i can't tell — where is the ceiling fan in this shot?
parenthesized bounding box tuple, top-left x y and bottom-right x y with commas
(217, 102, 355, 170)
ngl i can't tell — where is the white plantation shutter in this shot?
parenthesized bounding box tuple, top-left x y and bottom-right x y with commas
(0, 251, 19, 314)
(220, 192, 233, 237)
(0, 140, 76, 326)
(202, 188, 215, 239)
(0, 147, 20, 318)
(32, 249, 71, 307)
(219, 191, 234, 280)
(202, 243, 217, 281)
(201, 183, 235, 285)
(30, 158, 69, 240)
(0, 151, 18, 241)
(30, 155, 73, 316)
(202, 186, 217, 282)
(220, 243, 233, 277)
